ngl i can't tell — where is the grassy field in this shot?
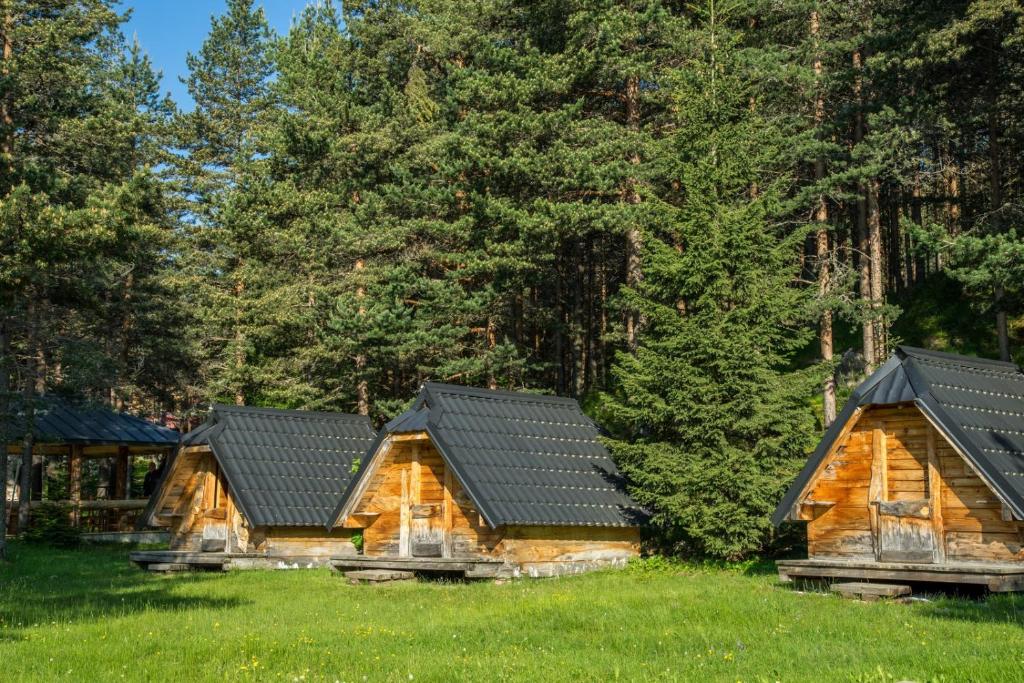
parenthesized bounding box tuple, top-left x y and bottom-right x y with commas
(1, 544, 1023, 682)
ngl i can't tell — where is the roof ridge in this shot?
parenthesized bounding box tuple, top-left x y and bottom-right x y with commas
(211, 404, 371, 421)
(421, 382, 580, 406)
(898, 345, 1021, 371)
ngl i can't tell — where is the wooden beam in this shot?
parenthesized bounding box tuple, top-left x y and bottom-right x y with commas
(788, 406, 865, 520)
(442, 466, 454, 558)
(26, 499, 147, 510)
(868, 425, 887, 559)
(411, 444, 421, 505)
(333, 436, 398, 528)
(399, 468, 410, 557)
(389, 432, 430, 442)
(926, 425, 946, 563)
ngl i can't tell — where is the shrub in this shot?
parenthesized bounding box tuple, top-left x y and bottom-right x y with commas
(22, 502, 81, 548)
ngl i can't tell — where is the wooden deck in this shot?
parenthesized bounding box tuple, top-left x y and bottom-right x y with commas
(329, 555, 512, 579)
(129, 550, 337, 572)
(777, 558, 1024, 592)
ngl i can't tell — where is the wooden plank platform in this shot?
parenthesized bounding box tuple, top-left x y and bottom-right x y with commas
(330, 556, 510, 579)
(831, 582, 912, 602)
(129, 550, 337, 571)
(777, 558, 1024, 592)
(345, 569, 415, 584)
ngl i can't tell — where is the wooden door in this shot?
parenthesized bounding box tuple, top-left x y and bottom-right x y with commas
(869, 424, 942, 563)
(200, 462, 229, 552)
(877, 501, 935, 562)
(399, 442, 450, 558)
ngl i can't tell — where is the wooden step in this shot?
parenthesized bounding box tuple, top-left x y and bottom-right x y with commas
(147, 563, 191, 573)
(345, 569, 415, 584)
(831, 582, 912, 602)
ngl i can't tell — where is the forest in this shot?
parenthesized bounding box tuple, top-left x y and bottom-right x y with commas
(1, 0, 1022, 560)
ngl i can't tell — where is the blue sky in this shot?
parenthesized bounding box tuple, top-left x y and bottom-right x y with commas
(122, 1, 311, 110)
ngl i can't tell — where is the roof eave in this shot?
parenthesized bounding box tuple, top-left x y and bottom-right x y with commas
(914, 396, 1024, 521)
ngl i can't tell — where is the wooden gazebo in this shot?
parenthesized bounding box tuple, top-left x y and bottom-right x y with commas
(6, 401, 179, 532)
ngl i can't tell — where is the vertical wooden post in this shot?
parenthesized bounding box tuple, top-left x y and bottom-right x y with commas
(68, 444, 82, 527)
(399, 467, 410, 557)
(410, 445, 421, 505)
(868, 425, 888, 559)
(442, 466, 454, 558)
(926, 426, 945, 563)
(114, 446, 129, 499)
(223, 482, 235, 553)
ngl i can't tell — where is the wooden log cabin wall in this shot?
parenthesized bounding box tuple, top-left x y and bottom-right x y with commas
(142, 405, 375, 562)
(775, 347, 1024, 590)
(330, 383, 642, 577)
(5, 401, 178, 532)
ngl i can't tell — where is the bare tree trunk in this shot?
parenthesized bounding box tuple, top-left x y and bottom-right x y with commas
(233, 278, 245, 406)
(17, 301, 38, 533)
(115, 270, 134, 412)
(867, 177, 885, 361)
(988, 107, 1010, 361)
(853, 48, 875, 371)
(486, 316, 498, 391)
(624, 74, 642, 353)
(354, 259, 369, 415)
(811, 9, 836, 426)
(0, 4, 12, 189)
(0, 319, 9, 559)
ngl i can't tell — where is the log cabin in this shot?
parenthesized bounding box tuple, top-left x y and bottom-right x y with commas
(328, 383, 643, 578)
(775, 347, 1024, 591)
(131, 404, 375, 571)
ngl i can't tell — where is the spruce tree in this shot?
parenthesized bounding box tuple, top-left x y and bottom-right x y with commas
(600, 1, 819, 559)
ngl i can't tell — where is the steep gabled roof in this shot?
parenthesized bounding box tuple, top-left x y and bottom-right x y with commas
(330, 383, 643, 529)
(172, 404, 376, 527)
(8, 399, 179, 447)
(773, 346, 1024, 525)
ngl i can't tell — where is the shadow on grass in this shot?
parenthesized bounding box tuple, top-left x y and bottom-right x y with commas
(0, 541, 249, 638)
(916, 590, 1024, 627)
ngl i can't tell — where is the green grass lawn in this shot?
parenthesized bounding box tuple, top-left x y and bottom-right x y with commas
(1, 543, 1024, 682)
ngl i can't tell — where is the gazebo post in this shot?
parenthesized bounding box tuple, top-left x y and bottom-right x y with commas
(114, 446, 129, 499)
(68, 444, 82, 527)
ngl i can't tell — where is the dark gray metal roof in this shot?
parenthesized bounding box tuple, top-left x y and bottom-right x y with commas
(332, 383, 642, 529)
(773, 346, 1024, 525)
(11, 399, 179, 447)
(185, 404, 376, 527)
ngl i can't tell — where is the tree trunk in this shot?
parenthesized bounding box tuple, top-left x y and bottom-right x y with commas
(17, 302, 39, 533)
(117, 271, 134, 411)
(853, 48, 875, 371)
(0, 5, 13, 190)
(232, 276, 246, 406)
(624, 74, 642, 353)
(867, 177, 885, 361)
(0, 320, 8, 559)
(811, 9, 836, 426)
(354, 259, 369, 415)
(988, 106, 1010, 361)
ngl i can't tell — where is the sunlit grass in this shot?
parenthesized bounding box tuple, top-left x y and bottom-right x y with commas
(1, 543, 1023, 681)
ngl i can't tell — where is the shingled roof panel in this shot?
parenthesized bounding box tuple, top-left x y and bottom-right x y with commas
(333, 383, 642, 528)
(773, 346, 1024, 525)
(17, 399, 180, 446)
(186, 405, 376, 527)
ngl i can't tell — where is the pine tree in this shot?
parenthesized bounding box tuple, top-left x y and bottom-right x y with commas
(176, 0, 274, 405)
